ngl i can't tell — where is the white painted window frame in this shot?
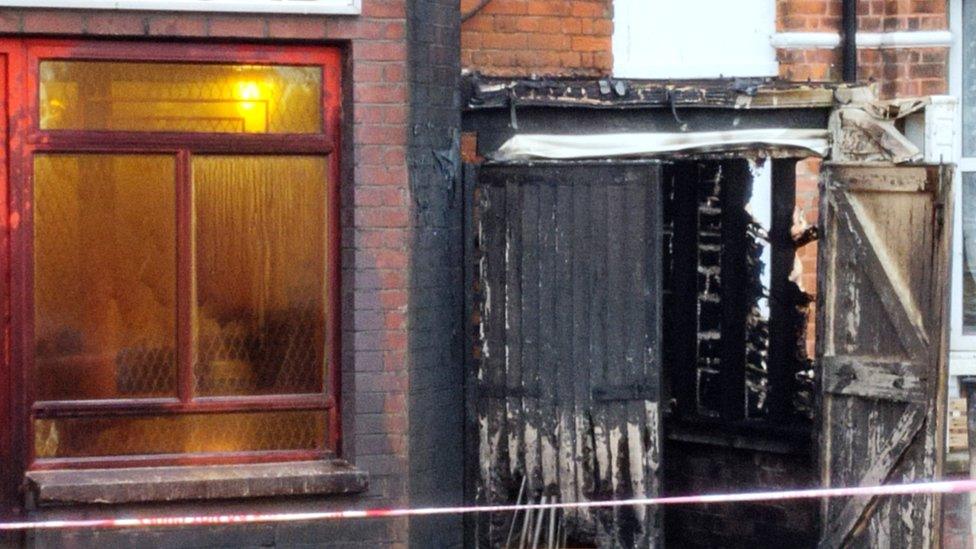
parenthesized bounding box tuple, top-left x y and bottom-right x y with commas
(0, 0, 360, 15)
(948, 0, 976, 375)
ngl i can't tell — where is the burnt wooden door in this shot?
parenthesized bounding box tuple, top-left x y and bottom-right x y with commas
(817, 163, 953, 548)
(465, 162, 663, 547)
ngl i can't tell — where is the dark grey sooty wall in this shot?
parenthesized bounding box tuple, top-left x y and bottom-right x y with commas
(406, 0, 464, 546)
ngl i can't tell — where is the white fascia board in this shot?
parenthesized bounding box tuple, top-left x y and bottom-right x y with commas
(0, 0, 361, 15)
(772, 30, 952, 49)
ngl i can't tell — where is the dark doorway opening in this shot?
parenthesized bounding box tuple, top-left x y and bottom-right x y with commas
(660, 158, 818, 548)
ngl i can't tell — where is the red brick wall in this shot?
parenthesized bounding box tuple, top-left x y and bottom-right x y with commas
(462, 0, 949, 88)
(460, 0, 612, 76)
(776, 0, 950, 361)
(777, 0, 949, 97)
(0, 6, 417, 546)
(795, 157, 821, 359)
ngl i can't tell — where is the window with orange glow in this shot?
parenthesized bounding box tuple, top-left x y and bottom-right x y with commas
(40, 61, 322, 133)
(19, 46, 340, 467)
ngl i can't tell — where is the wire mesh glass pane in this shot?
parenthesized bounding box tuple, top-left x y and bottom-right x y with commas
(40, 61, 322, 134)
(33, 154, 177, 400)
(193, 156, 328, 396)
(34, 411, 326, 458)
(963, 173, 976, 333)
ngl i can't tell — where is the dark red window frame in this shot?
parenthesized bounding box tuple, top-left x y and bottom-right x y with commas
(0, 39, 343, 495)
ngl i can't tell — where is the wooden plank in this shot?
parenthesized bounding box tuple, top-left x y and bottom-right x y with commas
(822, 357, 927, 403)
(829, 164, 935, 193)
(619, 176, 644, 545)
(589, 178, 612, 543)
(571, 169, 594, 536)
(520, 179, 541, 495)
(830, 192, 928, 356)
(605, 180, 627, 543)
(928, 164, 953, 549)
(482, 178, 511, 544)
(537, 180, 558, 494)
(504, 179, 525, 489)
(625, 169, 661, 546)
(591, 384, 658, 402)
(819, 405, 925, 548)
(641, 166, 664, 545)
(554, 180, 576, 515)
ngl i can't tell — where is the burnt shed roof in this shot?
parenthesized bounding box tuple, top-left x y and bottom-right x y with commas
(462, 73, 862, 111)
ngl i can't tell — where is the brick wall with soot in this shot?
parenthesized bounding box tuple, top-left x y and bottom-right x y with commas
(664, 440, 818, 548)
(0, 5, 461, 547)
(406, 0, 465, 544)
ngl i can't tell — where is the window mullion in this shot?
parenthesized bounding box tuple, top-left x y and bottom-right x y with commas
(177, 149, 194, 403)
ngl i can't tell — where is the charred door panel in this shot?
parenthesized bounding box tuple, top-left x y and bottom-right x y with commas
(466, 162, 663, 547)
(817, 163, 953, 548)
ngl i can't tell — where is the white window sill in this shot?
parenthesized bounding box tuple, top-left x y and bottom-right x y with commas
(950, 350, 976, 376)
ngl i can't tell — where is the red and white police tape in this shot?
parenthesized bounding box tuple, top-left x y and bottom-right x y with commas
(2, 478, 976, 531)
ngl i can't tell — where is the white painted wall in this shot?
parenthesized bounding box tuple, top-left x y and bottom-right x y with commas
(0, 0, 360, 15)
(613, 0, 778, 79)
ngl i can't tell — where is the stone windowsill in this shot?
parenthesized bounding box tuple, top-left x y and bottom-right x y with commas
(26, 460, 368, 507)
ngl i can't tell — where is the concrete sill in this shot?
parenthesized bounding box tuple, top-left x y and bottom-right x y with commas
(26, 460, 368, 507)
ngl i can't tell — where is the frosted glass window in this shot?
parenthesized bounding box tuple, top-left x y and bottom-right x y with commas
(35, 411, 326, 458)
(193, 156, 328, 396)
(33, 154, 177, 400)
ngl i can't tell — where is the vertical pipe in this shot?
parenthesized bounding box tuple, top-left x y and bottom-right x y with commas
(842, 0, 858, 82)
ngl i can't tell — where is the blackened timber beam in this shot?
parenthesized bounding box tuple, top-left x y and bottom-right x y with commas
(719, 160, 752, 421)
(767, 159, 798, 421)
(667, 163, 703, 419)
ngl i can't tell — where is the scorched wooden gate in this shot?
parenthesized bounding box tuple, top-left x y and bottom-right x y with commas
(464, 159, 954, 548)
(817, 163, 953, 548)
(464, 162, 664, 547)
